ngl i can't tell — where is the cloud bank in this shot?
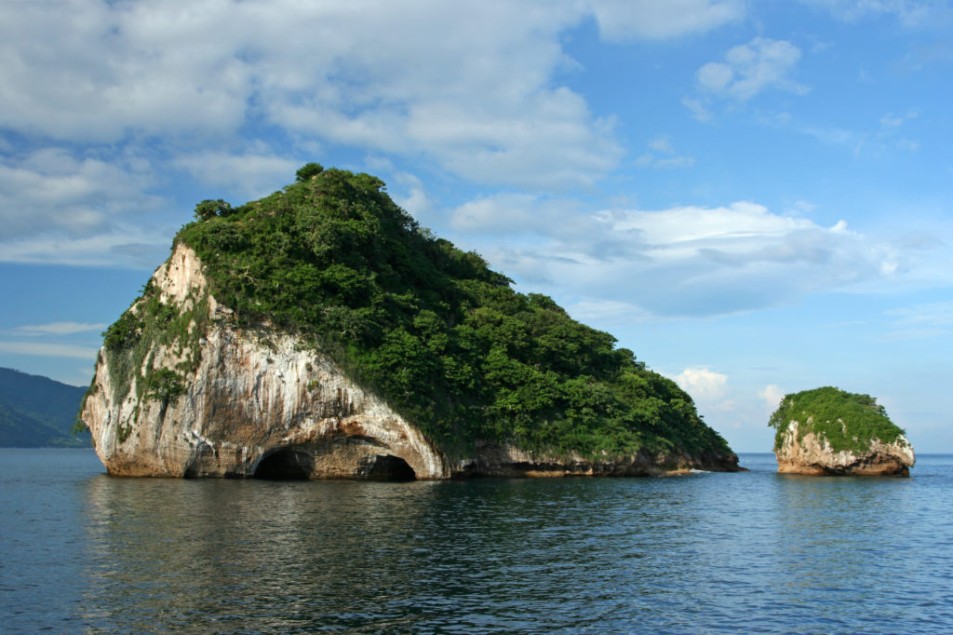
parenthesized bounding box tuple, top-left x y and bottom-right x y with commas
(462, 196, 910, 317)
(0, 0, 755, 267)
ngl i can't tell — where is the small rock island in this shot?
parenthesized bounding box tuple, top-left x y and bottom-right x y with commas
(769, 386, 915, 476)
(78, 164, 739, 480)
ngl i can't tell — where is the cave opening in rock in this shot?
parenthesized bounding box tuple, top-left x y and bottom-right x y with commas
(254, 448, 314, 480)
(365, 455, 416, 481)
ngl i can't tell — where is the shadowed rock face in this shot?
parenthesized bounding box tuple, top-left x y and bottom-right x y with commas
(775, 419, 915, 476)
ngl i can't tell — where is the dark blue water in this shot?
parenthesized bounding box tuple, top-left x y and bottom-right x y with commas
(1, 450, 951, 634)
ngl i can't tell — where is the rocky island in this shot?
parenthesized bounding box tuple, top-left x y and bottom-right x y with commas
(79, 164, 739, 480)
(770, 386, 914, 476)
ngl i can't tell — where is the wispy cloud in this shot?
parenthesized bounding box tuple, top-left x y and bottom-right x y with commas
(0, 226, 171, 268)
(634, 136, 696, 169)
(0, 341, 99, 360)
(0, 147, 173, 267)
(883, 301, 953, 340)
(696, 37, 808, 102)
(449, 193, 584, 237)
(798, 0, 950, 27)
(457, 196, 921, 317)
(587, 0, 744, 41)
(14, 322, 106, 336)
(0, 149, 162, 241)
(173, 150, 301, 201)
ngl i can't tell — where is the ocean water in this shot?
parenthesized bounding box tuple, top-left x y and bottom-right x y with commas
(1, 449, 951, 634)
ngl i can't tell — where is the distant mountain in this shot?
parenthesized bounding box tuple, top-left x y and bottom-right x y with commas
(0, 367, 90, 447)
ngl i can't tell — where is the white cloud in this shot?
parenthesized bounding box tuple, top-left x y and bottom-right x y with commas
(0, 1, 627, 190)
(587, 0, 744, 41)
(759, 384, 785, 411)
(634, 136, 695, 169)
(452, 194, 543, 234)
(566, 299, 652, 326)
(463, 198, 915, 317)
(697, 38, 808, 101)
(450, 193, 580, 235)
(0, 1, 250, 143)
(174, 151, 300, 200)
(0, 0, 758, 266)
(682, 97, 714, 122)
(361, 157, 436, 223)
(391, 174, 434, 222)
(0, 226, 171, 269)
(0, 148, 175, 267)
(0, 149, 161, 240)
(0, 0, 751, 194)
(674, 367, 729, 400)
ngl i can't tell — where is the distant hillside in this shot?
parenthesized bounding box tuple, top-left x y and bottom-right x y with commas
(0, 368, 90, 447)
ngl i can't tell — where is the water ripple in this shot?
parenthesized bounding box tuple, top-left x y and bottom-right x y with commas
(1, 451, 952, 633)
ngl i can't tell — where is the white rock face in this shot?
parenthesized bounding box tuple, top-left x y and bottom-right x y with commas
(775, 419, 915, 476)
(81, 244, 451, 480)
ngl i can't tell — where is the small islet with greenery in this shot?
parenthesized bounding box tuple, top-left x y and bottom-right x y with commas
(768, 386, 906, 454)
(100, 163, 733, 462)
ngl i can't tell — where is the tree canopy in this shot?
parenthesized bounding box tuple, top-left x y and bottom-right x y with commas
(769, 386, 905, 453)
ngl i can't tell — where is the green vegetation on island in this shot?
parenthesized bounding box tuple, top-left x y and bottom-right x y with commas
(769, 386, 906, 454)
(104, 164, 732, 462)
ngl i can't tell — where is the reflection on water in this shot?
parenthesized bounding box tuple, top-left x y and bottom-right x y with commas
(2, 450, 952, 633)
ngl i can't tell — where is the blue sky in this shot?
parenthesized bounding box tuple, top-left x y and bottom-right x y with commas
(1, 0, 951, 453)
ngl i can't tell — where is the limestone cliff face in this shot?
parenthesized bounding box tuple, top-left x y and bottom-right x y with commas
(83, 244, 739, 480)
(82, 244, 450, 480)
(775, 419, 915, 476)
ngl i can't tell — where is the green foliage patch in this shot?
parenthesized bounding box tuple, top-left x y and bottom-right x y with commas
(109, 165, 732, 461)
(768, 386, 905, 453)
(97, 278, 210, 426)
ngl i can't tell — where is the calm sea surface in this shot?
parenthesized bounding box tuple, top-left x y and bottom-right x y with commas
(1, 449, 951, 634)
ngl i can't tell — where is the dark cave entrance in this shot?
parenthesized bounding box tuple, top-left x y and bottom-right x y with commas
(364, 454, 417, 482)
(253, 448, 315, 480)
(253, 448, 417, 482)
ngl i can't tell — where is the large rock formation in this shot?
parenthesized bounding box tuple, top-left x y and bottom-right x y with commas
(83, 245, 449, 479)
(775, 419, 915, 476)
(770, 387, 915, 476)
(80, 165, 740, 480)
